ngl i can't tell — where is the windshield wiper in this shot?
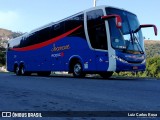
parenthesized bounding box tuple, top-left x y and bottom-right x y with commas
(123, 31, 144, 54)
(131, 30, 144, 54)
(122, 30, 133, 53)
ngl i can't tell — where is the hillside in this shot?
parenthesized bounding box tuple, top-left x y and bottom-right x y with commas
(0, 28, 13, 39)
(0, 28, 23, 48)
(0, 28, 23, 39)
(144, 40, 160, 58)
(0, 28, 13, 35)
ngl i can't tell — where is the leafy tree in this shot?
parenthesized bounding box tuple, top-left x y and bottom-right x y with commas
(0, 31, 23, 67)
(146, 57, 160, 77)
(0, 47, 5, 66)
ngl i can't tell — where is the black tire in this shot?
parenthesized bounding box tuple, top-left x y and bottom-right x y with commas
(100, 72, 113, 79)
(20, 65, 25, 75)
(20, 65, 31, 76)
(37, 71, 51, 76)
(73, 62, 85, 78)
(15, 66, 21, 76)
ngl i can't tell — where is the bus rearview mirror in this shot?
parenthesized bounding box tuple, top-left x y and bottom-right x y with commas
(140, 24, 158, 36)
(101, 14, 122, 28)
(134, 24, 158, 36)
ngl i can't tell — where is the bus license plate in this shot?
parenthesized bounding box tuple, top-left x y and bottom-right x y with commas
(133, 66, 138, 70)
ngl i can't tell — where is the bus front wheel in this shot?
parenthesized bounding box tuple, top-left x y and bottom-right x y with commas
(73, 62, 85, 78)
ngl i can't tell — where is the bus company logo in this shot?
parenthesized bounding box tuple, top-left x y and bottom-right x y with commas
(51, 44, 70, 52)
(51, 52, 64, 58)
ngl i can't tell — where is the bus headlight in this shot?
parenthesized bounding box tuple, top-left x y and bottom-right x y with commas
(141, 59, 146, 64)
(111, 55, 128, 63)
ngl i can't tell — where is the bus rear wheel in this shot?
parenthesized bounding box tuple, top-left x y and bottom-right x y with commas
(20, 65, 31, 76)
(100, 72, 113, 79)
(73, 62, 85, 78)
(15, 66, 20, 76)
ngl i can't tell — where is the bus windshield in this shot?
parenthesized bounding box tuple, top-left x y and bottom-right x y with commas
(106, 8, 144, 54)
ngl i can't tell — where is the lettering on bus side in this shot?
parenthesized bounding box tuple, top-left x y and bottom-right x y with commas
(51, 44, 70, 52)
(51, 52, 64, 58)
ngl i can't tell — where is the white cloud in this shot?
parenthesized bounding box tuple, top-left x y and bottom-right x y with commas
(0, 11, 19, 29)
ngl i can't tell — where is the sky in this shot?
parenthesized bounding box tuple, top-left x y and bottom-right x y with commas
(0, 0, 159, 40)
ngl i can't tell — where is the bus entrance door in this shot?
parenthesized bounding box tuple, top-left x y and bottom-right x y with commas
(95, 52, 109, 71)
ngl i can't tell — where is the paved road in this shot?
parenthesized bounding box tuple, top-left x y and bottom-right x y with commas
(0, 72, 160, 120)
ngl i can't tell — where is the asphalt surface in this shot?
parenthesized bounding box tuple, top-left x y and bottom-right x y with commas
(0, 72, 160, 120)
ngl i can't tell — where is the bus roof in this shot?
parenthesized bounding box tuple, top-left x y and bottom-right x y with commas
(11, 5, 135, 40)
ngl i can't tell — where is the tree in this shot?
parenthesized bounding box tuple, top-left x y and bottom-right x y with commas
(146, 57, 160, 77)
(0, 47, 5, 66)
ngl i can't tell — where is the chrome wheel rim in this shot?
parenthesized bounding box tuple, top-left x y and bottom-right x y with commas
(21, 67, 25, 75)
(74, 64, 81, 75)
(16, 67, 19, 74)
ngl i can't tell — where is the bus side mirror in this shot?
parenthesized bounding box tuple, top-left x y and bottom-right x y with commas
(141, 24, 158, 36)
(101, 14, 122, 28)
(134, 24, 158, 36)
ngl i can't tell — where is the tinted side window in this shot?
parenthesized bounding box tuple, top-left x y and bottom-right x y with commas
(20, 33, 38, 47)
(87, 10, 103, 28)
(87, 9, 108, 50)
(65, 14, 85, 38)
(50, 22, 65, 38)
(37, 27, 51, 42)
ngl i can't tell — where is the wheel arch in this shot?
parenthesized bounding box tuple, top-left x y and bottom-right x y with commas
(19, 61, 25, 69)
(14, 62, 19, 73)
(68, 55, 84, 73)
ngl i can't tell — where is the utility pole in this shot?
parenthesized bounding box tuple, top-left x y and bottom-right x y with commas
(93, 0, 97, 7)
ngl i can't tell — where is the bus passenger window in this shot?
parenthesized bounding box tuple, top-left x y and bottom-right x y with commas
(87, 9, 108, 50)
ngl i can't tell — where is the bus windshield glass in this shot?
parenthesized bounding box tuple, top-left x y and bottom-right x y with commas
(106, 8, 144, 54)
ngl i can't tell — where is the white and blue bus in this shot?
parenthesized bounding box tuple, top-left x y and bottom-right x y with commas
(7, 6, 157, 78)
